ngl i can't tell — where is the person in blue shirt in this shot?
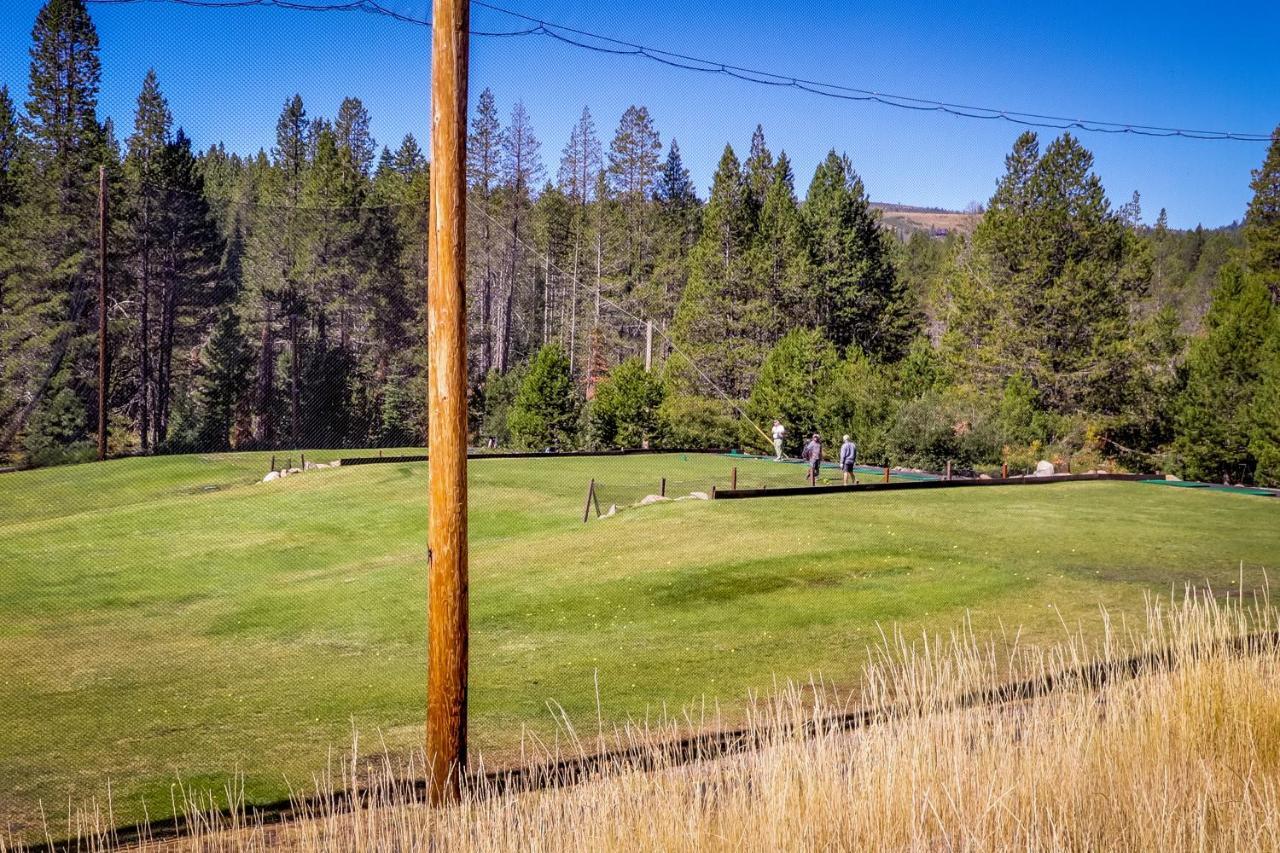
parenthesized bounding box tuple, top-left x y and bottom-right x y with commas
(839, 434, 858, 485)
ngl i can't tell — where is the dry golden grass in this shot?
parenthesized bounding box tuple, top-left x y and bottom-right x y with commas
(10, 588, 1280, 852)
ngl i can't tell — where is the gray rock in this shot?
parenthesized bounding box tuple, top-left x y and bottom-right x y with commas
(262, 471, 281, 483)
(1034, 460, 1056, 477)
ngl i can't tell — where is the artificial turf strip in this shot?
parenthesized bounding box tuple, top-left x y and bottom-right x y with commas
(1, 450, 1278, 836)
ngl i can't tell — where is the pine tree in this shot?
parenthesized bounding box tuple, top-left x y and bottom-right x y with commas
(334, 96, 375, 178)
(508, 342, 580, 450)
(943, 132, 1150, 413)
(496, 100, 543, 373)
(124, 68, 172, 452)
(671, 144, 767, 398)
(752, 151, 808, 330)
(0, 0, 106, 453)
(0, 85, 19, 214)
(467, 88, 503, 376)
(743, 124, 774, 213)
(1244, 126, 1280, 301)
(1252, 337, 1280, 486)
(803, 150, 914, 360)
(151, 128, 222, 447)
(556, 106, 602, 379)
(648, 138, 700, 330)
(194, 307, 252, 450)
(606, 105, 661, 331)
(271, 94, 310, 446)
(1174, 264, 1276, 482)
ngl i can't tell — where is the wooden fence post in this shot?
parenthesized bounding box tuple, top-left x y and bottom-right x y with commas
(301, 452, 305, 469)
(883, 466, 890, 483)
(945, 460, 952, 481)
(660, 477, 666, 497)
(1001, 462, 1008, 479)
(271, 454, 276, 472)
(731, 466, 737, 491)
(583, 479, 596, 523)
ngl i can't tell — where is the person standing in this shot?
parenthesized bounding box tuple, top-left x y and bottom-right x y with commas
(802, 433, 823, 486)
(840, 434, 858, 485)
(771, 419, 786, 461)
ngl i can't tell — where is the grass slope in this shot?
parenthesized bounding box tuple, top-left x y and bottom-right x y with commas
(1, 451, 1277, 834)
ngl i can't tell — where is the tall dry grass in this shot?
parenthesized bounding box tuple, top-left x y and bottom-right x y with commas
(10, 588, 1280, 851)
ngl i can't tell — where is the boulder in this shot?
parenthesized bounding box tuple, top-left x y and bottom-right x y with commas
(304, 461, 320, 471)
(1165, 474, 1181, 482)
(638, 494, 669, 506)
(1034, 460, 1056, 477)
(287, 467, 303, 475)
(978, 473, 992, 480)
(688, 491, 710, 500)
(262, 471, 281, 483)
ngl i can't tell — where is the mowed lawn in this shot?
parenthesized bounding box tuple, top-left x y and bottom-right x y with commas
(1, 451, 1279, 834)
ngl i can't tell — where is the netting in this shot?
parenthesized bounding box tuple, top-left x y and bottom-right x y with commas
(2, 0, 1280, 846)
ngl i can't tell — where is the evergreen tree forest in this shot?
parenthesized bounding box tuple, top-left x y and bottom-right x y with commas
(3, 0, 1279, 485)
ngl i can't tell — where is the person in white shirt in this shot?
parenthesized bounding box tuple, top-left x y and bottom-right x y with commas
(771, 420, 786, 460)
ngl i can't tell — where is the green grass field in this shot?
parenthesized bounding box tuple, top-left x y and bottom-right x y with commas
(2, 450, 1278, 835)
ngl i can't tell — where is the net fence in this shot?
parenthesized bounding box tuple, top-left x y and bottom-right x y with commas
(2, 0, 1279, 845)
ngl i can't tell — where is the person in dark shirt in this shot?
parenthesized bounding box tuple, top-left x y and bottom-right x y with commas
(802, 433, 823, 486)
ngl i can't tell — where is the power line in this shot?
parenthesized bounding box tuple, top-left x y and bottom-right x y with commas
(85, 0, 1275, 143)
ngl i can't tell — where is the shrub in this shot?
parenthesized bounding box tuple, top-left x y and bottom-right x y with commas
(508, 343, 581, 450)
(22, 386, 95, 468)
(885, 387, 1002, 470)
(588, 358, 666, 449)
(819, 350, 897, 464)
(744, 329, 839, 456)
(658, 394, 739, 450)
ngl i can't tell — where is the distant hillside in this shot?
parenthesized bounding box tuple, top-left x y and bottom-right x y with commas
(871, 202, 980, 237)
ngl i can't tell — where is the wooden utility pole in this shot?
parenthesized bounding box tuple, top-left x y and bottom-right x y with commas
(97, 165, 109, 462)
(644, 319, 653, 372)
(426, 0, 470, 806)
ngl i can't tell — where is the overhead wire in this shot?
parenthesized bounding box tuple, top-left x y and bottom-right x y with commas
(84, 0, 1276, 143)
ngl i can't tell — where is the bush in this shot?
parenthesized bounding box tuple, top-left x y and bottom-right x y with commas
(476, 365, 527, 448)
(22, 386, 95, 468)
(885, 388, 1002, 471)
(508, 343, 581, 450)
(744, 329, 839, 456)
(818, 350, 898, 464)
(588, 358, 666, 449)
(658, 394, 739, 450)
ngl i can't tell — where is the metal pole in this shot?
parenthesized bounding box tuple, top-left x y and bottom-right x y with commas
(97, 165, 108, 462)
(427, 0, 470, 806)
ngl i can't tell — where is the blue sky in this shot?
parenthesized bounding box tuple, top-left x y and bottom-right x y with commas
(1, 0, 1277, 227)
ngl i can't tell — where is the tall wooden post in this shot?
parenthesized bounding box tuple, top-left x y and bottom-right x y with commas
(427, 0, 470, 806)
(97, 165, 109, 462)
(644, 319, 653, 372)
